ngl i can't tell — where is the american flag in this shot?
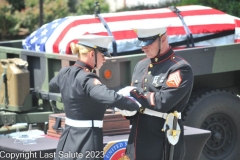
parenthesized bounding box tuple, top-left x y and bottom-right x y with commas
(22, 5, 240, 55)
(22, 17, 69, 53)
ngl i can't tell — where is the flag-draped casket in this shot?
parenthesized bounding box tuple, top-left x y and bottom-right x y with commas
(22, 5, 240, 55)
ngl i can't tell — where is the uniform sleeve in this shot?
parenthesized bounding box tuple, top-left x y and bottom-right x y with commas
(83, 74, 140, 111)
(49, 75, 60, 93)
(130, 64, 193, 112)
(49, 67, 68, 93)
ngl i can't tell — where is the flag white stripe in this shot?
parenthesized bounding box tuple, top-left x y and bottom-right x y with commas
(99, 5, 212, 17)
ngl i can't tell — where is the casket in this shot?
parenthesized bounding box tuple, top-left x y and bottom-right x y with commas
(47, 111, 130, 138)
(22, 5, 240, 55)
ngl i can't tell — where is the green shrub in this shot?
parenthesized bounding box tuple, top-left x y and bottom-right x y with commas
(75, 0, 109, 15)
(43, 0, 70, 24)
(1, 0, 109, 40)
(0, 0, 18, 40)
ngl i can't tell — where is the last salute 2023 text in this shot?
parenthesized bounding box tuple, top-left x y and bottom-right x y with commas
(41, 151, 104, 159)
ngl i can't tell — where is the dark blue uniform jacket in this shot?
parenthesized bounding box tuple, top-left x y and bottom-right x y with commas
(126, 47, 194, 160)
(49, 60, 139, 160)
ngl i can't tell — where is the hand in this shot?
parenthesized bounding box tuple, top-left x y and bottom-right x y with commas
(114, 96, 141, 116)
(117, 86, 136, 97)
(130, 88, 149, 108)
(115, 95, 141, 111)
(114, 107, 137, 116)
(126, 96, 141, 108)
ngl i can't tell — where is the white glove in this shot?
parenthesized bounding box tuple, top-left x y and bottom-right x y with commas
(117, 86, 136, 97)
(115, 107, 137, 116)
(126, 96, 141, 107)
(114, 96, 141, 117)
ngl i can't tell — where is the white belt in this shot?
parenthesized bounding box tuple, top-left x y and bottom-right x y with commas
(65, 118, 103, 128)
(143, 108, 181, 119)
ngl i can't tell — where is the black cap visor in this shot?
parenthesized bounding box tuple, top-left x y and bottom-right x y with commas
(96, 46, 111, 57)
(134, 35, 159, 47)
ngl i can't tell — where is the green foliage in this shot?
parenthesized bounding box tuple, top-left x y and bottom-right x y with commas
(5, 0, 70, 38)
(0, 0, 18, 40)
(6, 0, 25, 12)
(1, 0, 110, 40)
(24, 0, 39, 7)
(76, 0, 109, 15)
(68, 0, 78, 13)
(43, 0, 70, 24)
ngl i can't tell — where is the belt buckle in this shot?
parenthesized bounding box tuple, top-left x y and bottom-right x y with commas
(139, 107, 145, 114)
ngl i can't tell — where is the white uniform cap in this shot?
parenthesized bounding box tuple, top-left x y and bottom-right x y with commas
(131, 23, 169, 47)
(77, 35, 113, 55)
(132, 26, 167, 38)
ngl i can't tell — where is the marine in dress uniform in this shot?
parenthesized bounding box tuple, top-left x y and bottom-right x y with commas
(49, 35, 140, 160)
(124, 25, 194, 160)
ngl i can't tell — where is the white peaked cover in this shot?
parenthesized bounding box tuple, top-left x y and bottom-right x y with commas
(22, 5, 240, 55)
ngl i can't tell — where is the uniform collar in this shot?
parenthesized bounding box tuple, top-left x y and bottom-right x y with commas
(150, 46, 173, 64)
(74, 60, 94, 72)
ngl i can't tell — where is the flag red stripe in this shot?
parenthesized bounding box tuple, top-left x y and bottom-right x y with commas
(174, 24, 235, 34)
(65, 39, 79, 55)
(235, 19, 240, 26)
(53, 8, 227, 53)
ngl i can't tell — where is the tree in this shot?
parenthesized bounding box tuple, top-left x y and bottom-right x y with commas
(0, 0, 110, 40)
(68, 0, 78, 13)
(6, 0, 25, 12)
(0, 0, 18, 40)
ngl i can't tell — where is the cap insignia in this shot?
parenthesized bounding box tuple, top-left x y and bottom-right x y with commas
(133, 29, 138, 33)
